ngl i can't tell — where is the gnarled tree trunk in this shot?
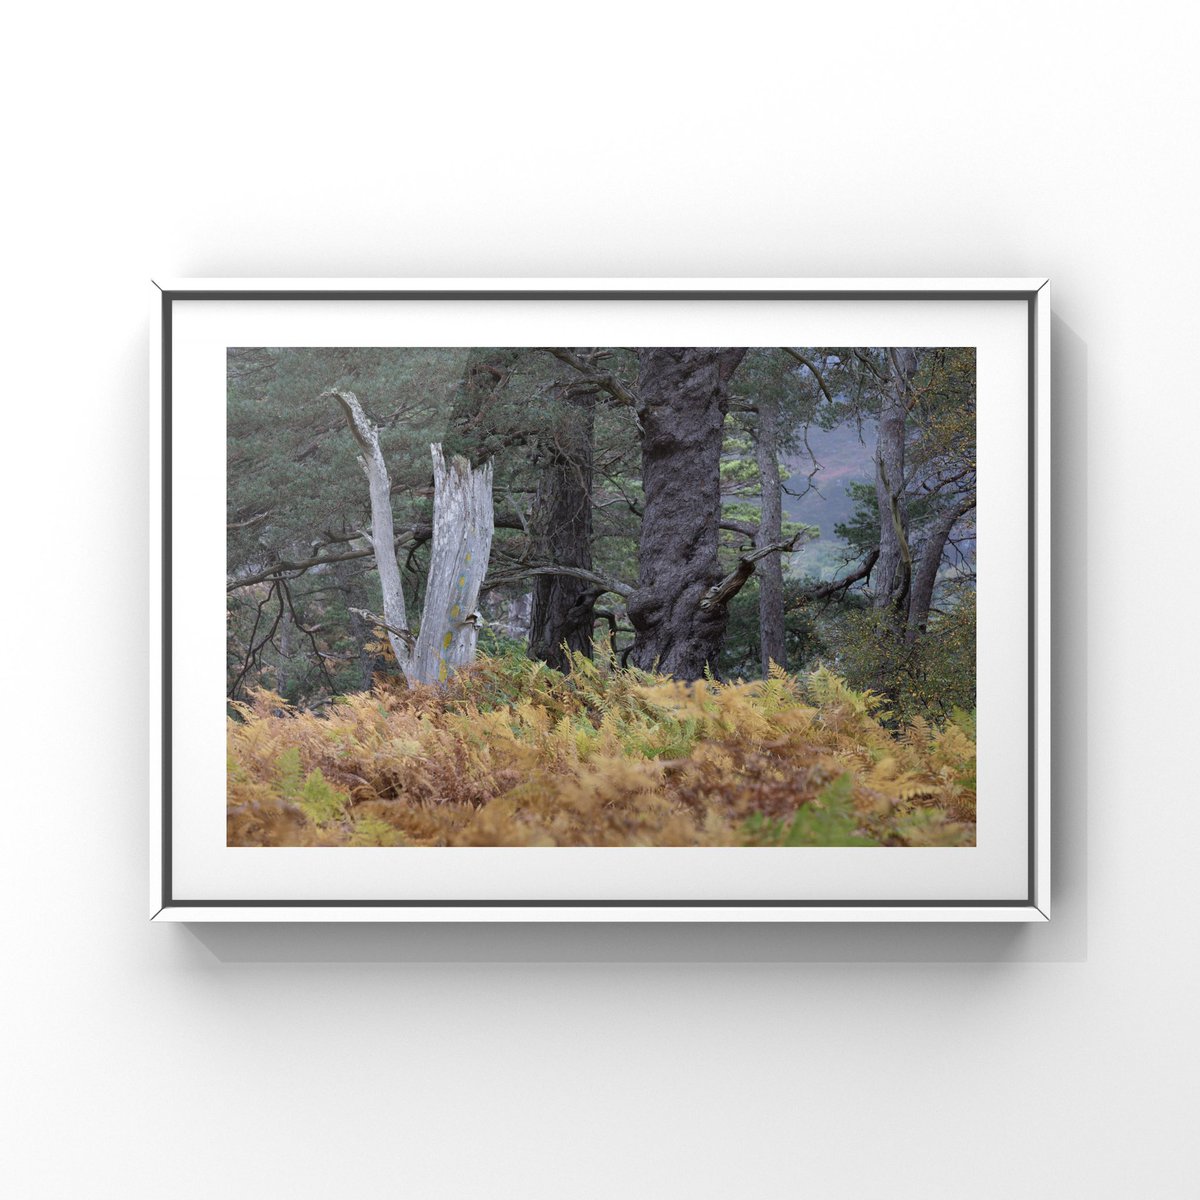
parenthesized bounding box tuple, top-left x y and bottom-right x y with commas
(866, 349, 921, 695)
(873, 348, 921, 614)
(628, 348, 746, 679)
(528, 384, 597, 670)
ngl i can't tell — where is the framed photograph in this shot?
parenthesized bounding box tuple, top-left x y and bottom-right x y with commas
(151, 278, 1050, 921)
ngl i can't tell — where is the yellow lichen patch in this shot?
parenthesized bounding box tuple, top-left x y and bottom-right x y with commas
(450, 604, 461, 618)
(442, 631, 454, 649)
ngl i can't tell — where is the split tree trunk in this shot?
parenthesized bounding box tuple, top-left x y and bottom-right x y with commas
(755, 390, 786, 673)
(528, 384, 598, 671)
(408, 447, 495, 684)
(329, 389, 494, 686)
(627, 348, 746, 679)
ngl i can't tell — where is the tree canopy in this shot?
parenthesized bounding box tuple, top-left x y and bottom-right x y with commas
(227, 345, 975, 724)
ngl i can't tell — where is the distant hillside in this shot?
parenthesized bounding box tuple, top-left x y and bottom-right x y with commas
(782, 420, 875, 580)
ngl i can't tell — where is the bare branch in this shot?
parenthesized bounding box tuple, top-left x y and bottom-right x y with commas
(229, 580, 284, 699)
(280, 578, 338, 695)
(540, 348, 640, 408)
(483, 562, 633, 599)
(781, 348, 836, 404)
(720, 518, 759, 539)
(228, 513, 529, 593)
(227, 510, 272, 531)
(793, 547, 881, 605)
(348, 607, 415, 652)
(853, 349, 889, 383)
(699, 529, 815, 612)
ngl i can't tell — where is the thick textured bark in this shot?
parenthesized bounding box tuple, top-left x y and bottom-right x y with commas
(628, 348, 746, 679)
(528, 385, 597, 670)
(872, 348, 921, 613)
(330, 388, 494, 686)
(755, 390, 786, 673)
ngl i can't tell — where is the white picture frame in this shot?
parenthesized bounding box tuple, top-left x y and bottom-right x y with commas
(151, 278, 1050, 922)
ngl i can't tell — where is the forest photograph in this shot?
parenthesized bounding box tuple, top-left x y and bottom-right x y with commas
(226, 345, 977, 848)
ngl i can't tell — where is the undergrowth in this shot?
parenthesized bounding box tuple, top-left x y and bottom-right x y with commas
(227, 654, 976, 847)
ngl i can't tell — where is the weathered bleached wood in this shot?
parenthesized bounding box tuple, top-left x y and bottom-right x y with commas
(329, 392, 495, 686)
(409, 446, 494, 685)
(327, 389, 413, 670)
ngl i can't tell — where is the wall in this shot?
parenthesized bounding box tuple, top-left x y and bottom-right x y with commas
(5, 3, 1195, 1196)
